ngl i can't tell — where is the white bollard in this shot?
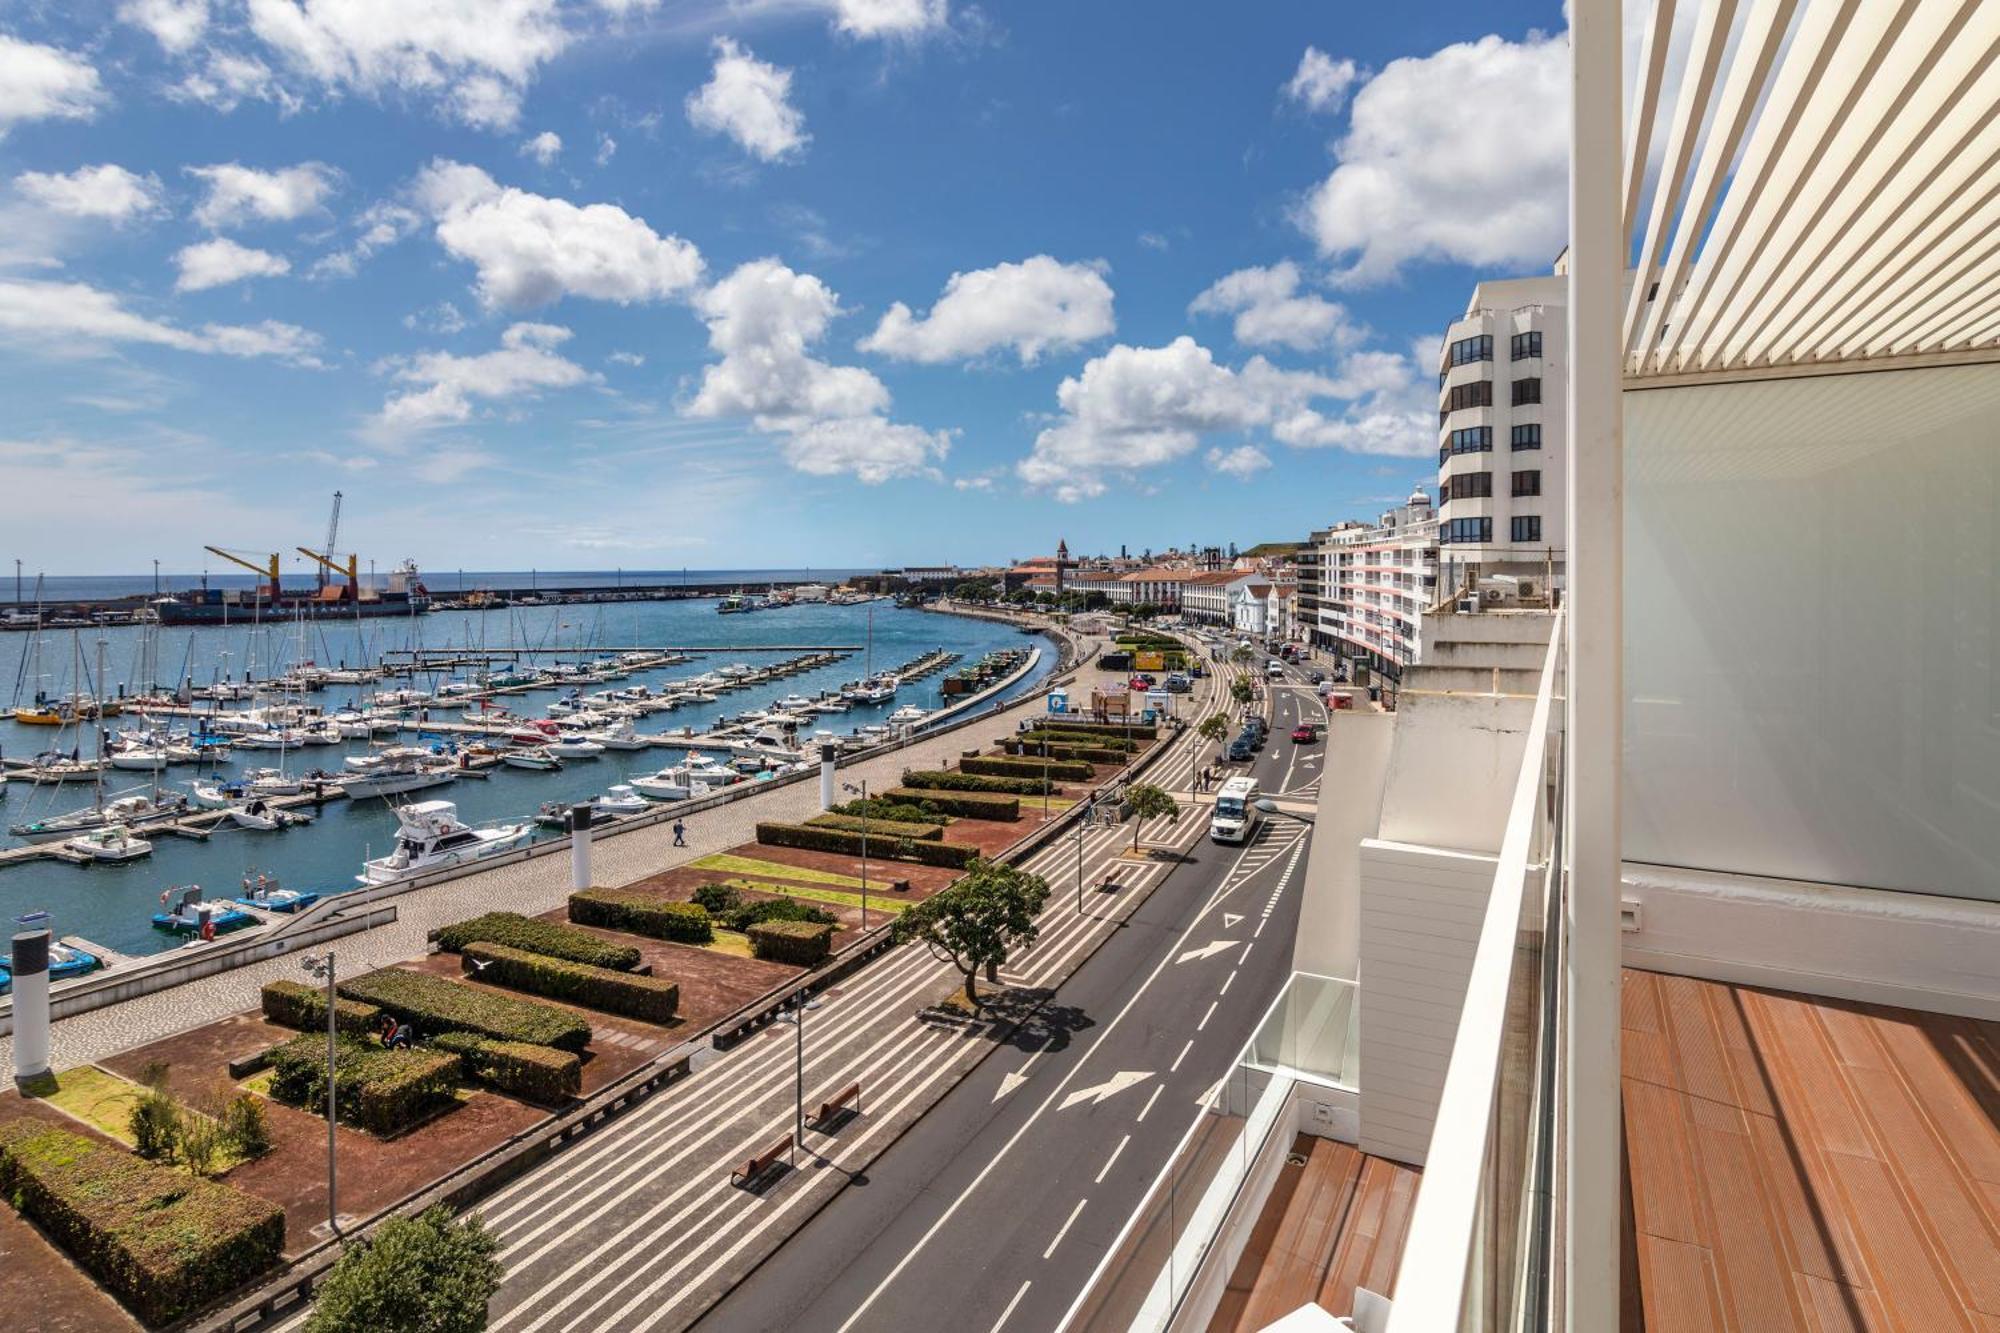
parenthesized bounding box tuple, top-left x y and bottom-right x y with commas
(819, 743, 839, 811)
(12, 930, 52, 1086)
(570, 802, 594, 890)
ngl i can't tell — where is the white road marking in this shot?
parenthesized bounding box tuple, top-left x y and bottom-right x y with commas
(1094, 1133, 1130, 1184)
(1196, 1000, 1218, 1032)
(993, 1070, 1029, 1102)
(1219, 970, 1236, 997)
(1135, 1084, 1164, 1123)
(989, 1280, 1032, 1333)
(1175, 939, 1237, 964)
(1221, 911, 1244, 927)
(1170, 1039, 1193, 1072)
(1239, 941, 1254, 964)
(1058, 1070, 1154, 1111)
(1042, 1198, 1087, 1259)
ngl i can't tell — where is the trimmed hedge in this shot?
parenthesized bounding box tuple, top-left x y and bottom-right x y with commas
(807, 812, 945, 841)
(831, 796, 949, 824)
(268, 1035, 462, 1135)
(1026, 718, 1159, 741)
(568, 890, 714, 944)
(338, 967, 592, 1051)
(461, 942, 679, 1023)
(755, 821, 982, 868)
(960, 756, 1097, 781)
(433, 1032, 583, 1104)
(1004, 740, 1134, 764)
(260, 978, 381, 1036)
(0, 1120, 285, 1327)
(1019, 728, 1139, 751)
(901, 769, 1051, 796)
(884, 787, 1021, 821)
(437, 911, 641, 972)
(746, 920, 836, 967)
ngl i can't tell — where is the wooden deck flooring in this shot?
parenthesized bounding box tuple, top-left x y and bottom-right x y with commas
(1207, 1134, 1421, 1332)
(1621, 969, 2000, 1332)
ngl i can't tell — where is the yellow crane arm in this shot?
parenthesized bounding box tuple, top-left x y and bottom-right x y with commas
(203, 546, 280, 583)
(295, 547, 359, 581)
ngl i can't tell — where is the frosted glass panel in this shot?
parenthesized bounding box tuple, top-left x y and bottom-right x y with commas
(1625, 364, 2000, 902)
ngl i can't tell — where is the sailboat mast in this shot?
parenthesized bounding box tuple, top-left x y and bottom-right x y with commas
(93, 636, 107, 809)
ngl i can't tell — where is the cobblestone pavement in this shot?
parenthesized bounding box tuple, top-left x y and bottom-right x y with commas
(1, 639, 1088, 1077)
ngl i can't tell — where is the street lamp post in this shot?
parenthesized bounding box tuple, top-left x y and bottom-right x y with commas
(1076, 794, 1093, 915)
(841, 780, 869, 930)
(299, 951, 338, 1239)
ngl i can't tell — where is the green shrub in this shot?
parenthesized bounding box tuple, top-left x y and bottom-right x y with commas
(436, 911, 640, 971)
(884, 787, 1022, 820)
(901, 769, 1052, 796)
(1023, 718, 1159, 740)
(746, 920, 836, 966)
(432, 1032, 581, 1104)
(568, 890, 714, 944)
(461, 942, 679, 1024)
(261, 978, 382, 1035)
(959, 756, 1097, 781)
(755, 821, 981, 868)
(0, 1120, 284, 1327)
(831, 796, 948, 824)
(129, 1086, 178, 1162)
(268, 1035, 463, 1135)
(690, 883, 740, 915)
(806, 812, 944, 840)
(306, 1205, 500, 1333)
(338, 968, 591, 1051)
(1003, 740, 1133, 764)
(1018, 728, 1138, 750)
(221, 1094, 270, 1158)
(723, 898, 837, 932)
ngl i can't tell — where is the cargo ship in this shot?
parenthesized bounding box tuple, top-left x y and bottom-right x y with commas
(154, 502, 433, 624)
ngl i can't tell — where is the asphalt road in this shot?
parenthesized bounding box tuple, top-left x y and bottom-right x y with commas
(696, 663, 1329, 1333)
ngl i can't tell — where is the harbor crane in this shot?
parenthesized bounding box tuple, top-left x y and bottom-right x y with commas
(202, 547, 282, 596)
(315, 491, 342, 590)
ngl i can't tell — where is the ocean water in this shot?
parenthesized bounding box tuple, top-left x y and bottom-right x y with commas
(5, 568, 879, 605)
(0, 600, 1051, 958)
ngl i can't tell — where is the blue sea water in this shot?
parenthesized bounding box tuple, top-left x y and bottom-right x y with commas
(0, 600, 1050, 958)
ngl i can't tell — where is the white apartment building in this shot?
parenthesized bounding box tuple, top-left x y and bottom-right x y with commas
(1436, 270, 1566, 600)
(1316, 488, 1439, 680)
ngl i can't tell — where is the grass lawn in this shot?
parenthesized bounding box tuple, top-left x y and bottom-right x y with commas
(707, 929, 756, 959)
(692, 852, 867, 890)
(33, 1064, 144, 1146)
(722, 876, 906, 915)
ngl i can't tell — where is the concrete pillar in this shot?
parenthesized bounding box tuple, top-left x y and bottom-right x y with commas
(12, 930, 52, 1086)
(818, 743, 839, 811)
(570, 802, 594, 890)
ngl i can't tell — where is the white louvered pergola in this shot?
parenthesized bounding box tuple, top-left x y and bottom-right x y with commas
(1621, 0, 2000, 383)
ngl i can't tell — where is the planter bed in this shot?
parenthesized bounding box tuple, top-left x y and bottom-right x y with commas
(755, 821, 982, 868)
(260, 979, 382, 1037)
(432, 1033, 582, 1105)
(958, 756, 1098, 782)
(338, 967, 592, 1052)
(900, 769, 1054, 797)
(884, 787, 1022, 821)
(267, 1035, 462, 1137)
(745, 920, 836, 967)
(436, 911, 641, 971)
(460, 942, 680, 1024)
(569, 890, 715, 944)
(806, 812, 945, 841)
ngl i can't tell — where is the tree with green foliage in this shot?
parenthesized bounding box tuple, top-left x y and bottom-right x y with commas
(307, 1206, 502, 1333)
(1122, 783, 1180, 853)
(1230, 643, 1254, 666)
(1230, 677, 1254, 706)
(1129, 601, 1160, 622)
(890, 859, 1051, 1008)
(1197, 712, 1229, 754)
(1081, 590, 1110, 611)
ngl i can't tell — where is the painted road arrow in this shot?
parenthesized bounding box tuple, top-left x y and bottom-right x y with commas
(993, 1071, 1030, 1102)
(1176, 939, 1237, 965)
(1059, 1071, 1154, 1111)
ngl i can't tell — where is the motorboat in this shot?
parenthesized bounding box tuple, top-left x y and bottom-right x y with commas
(856, 722, 892, 742)
(501, 747, 563, 771)
(152, 884, 254, 935)
(232, 729, 304, 751)
(66, 824, 154, 862)
(629, 753, 738, 800)
(295, 721, 343, 746)
(844, 677, 898, 704)
(242, 768, 303, 797)
(0, 939, 100, 992)
(777, 694, 814, 712)
(329, 711, 374, 738)
(10, 792, 190, 843)
(344, 745, 436, 773)
(232, 873, 320, 913)
(228, 799, 312, 831)
(357, 800, 532, 886)
(339, 755, 459, 800)
(585, 719, 651, 751)
(808, 696, 850, 714)
(546, 737, 605, 759)
(887, 704, 930, 726)
(596, 785, 649, 816)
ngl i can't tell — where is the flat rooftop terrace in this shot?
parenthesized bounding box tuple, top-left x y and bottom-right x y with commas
(1621, 969, 2000, 1331)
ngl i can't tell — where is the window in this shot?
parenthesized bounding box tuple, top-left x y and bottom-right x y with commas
(1444, 426, 1492, 456)
(1443, 471, 1493, 502)
(1511, 423, 1542, 450)
(1511, 331, 1543, 360)
(1441, 517, 1492, 545)
(1511, 515, 1542, 543)
(1443, 380, 1493, 417)
(1512, 470, 1541, 497)
(1511, 377, 1542, 406)
(1446, 333, 1493, 367)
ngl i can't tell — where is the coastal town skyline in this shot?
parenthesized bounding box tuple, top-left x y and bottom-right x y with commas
(2, 0, 1566, 571)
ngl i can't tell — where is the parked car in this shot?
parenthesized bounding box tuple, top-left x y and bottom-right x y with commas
(1164, 673, 1191, 692)
(1291, 722, 1319, 743)
(1226, 734, 1256, 762)
(1309, 670, 1326, 685)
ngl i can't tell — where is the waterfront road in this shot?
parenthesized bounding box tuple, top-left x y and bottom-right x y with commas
(693, 668, 1328, 1333)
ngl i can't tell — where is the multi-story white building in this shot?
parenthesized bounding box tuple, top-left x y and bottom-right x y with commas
(1320, 488, 1439, 679)
(1435, 269, 1566, 600)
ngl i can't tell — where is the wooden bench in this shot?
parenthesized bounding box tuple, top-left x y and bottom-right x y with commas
(809, 1081, 862, 1129)
(729, 1135, 790, 1188)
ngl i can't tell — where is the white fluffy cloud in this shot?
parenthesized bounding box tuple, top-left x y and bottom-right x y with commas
(376, 321, 596, 432)
(310, 199, 422, 278)
(14, 165, 164, 222)
(519, 130, 562, 165)
(686, 259, 946, 483)
(171, 51, 302, 114)
(1284, 47, 1358, 113)
(1301, 30, 1566, 285)
(174, 238, 292, 292)
(0, 277, 321, 365)
(0, 35, 106, 133)
(243, 0, 569, 130)
(1207, 445, 1271, 480)
(414, 160, 705, 309)
(829, 0, 947, 38)
(1188, 261, 1359, 350)
(1018, 337, 1333, 502)
(120, 0, 211, 53)
(189, 161, 338, 229)
(1271, 345, 1436, 457)
(685, 38, 808, 163)
(862, 256, 1115, 365)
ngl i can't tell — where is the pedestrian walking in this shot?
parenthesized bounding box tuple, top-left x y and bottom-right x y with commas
(673, 819, 687, 847)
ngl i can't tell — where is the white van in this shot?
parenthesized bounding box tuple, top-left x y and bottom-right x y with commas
(1210, 776, 1262, 844)
(1265, 659, 1285, 679)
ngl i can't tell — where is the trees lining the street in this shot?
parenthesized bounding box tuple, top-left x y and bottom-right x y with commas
(890, 859, 1052, 1008)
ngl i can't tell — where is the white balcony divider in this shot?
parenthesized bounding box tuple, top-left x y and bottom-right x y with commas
(1383, 612, 1565, 1333)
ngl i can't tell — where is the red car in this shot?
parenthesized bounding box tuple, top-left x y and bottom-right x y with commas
(1290, 723, 1319, 743)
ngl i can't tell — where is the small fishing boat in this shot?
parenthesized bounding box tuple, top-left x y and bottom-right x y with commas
(152, 884, 255, 935)
(596, 785, 648, 816)
(501, 747, 563, 771)
(242, 768, 303, 797)
(232, 872, 320, 913)
(777, 693, 814, 711)
(227, 799, 312, 831)
(357, 800, 531, 885)
(887, 704, 930, 726)
(66, 824, 154, 862)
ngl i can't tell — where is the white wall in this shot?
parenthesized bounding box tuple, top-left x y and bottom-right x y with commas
(1625, 363, 2000, 903)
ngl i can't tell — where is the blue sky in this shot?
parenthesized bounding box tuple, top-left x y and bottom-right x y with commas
(0, 0, 1568, 575)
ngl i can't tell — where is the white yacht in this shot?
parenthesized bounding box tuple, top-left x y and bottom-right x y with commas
(629, 752, 739, 800)
(66, 824, 153, 862)
(595, 785, 649, 816)
(777, 693, 814, 711)
(501, 747, 563, 771)
(887, 704, 930, 726)
(356, 800, 531, 886)
(546, 736, 605, 759)
(339, 755, 458, 801)
(585, 719, 652, 751)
